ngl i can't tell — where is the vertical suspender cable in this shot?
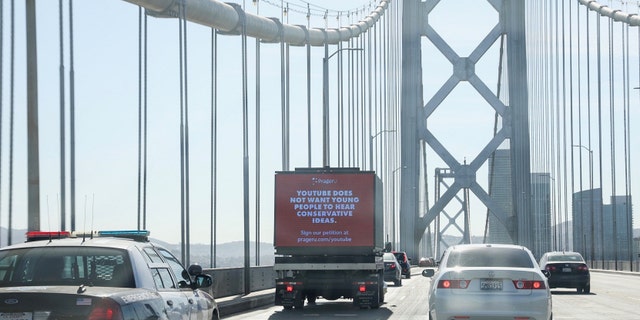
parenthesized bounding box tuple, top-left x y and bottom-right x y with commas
(58, 0, 66, 231)
(608, 17, 617, 270)
(184, 0, 192, 266)
(143, 12, 148, 229)
(553, 0, 563, 251)
(364, 24, 368, 168)
(178, 0, 186, 264)
(178, 0, 191, 266)
(367, 20, 372, 171)
(383, 6, 389, 233)
(622, 22, 631, 271)
(255, 1, 261, 266)
(240, 1, 251, 295)
(596, 12, 605, 267)
(9, 0, 17, 242)
(373, 22, 379, 172)
(348, 35, 353, 167)
(338, 38, 343, 166)
(356, 33, 361, 166)
(360, 30, 365, 166)
(352, 20, 357, 166)
(137, 7, 143, 230)
(347, 18, 353, 168)
(285, 4, 290, 170)
(280, 1, 286, 171)
(0, 0, 4, 242)
(572, 0, 580, 258)
(69, 0, 76, 231)
(586, 4, 600, 265)
(135, 8, 148, 230)
(355, 32, 360, 166)
(210, 29, 218, 268)
(306, 5, 311, 167)
(561, 0, 570, 259)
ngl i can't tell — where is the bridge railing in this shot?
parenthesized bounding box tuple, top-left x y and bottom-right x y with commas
(589, 260, 640, 273)
(199, 260, 640, 298)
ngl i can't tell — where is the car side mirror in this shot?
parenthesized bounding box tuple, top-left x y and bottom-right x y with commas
(192, 274, 213, 289)
(422, 269, 435, 277)
(541, 270, 550, 278)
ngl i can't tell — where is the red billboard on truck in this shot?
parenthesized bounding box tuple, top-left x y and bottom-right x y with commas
(274, 168, 383, 255)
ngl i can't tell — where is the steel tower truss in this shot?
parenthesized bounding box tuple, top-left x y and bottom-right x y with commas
(401, 0, 532, 260)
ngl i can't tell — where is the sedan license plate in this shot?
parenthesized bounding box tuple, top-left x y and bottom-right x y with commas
(0, 313, 33, 320)
(562, 267, 572, 272)
(480, 279, 503, 291)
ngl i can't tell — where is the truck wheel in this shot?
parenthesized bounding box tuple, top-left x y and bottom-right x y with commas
(283, 305, 293, 310)
(294, 297, 304, 310)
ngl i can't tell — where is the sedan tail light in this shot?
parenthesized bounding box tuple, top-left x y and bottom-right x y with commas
(577, 264, 589, 271)
(88, 299, 123, 320)
(512, 280, 546, 289)
(437, 279, 469, 289)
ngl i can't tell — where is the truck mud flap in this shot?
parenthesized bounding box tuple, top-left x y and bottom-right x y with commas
(353, 281, 380, 309)
(275, 279, 305, 310)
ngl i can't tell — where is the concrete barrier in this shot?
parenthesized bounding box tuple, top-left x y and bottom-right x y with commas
(203, 265, 276, 298)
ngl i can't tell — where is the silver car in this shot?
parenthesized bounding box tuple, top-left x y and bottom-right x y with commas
(422, 243, 552, 320)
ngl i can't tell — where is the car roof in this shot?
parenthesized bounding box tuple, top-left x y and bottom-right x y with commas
(448, 243, 528, 251)
(0, 236, 156, 251)
(543, 251, 580, 256)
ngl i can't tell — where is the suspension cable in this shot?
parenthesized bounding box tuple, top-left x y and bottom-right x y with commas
(0, 0, 4, 243)
(58, 0, 66, 231)
(608, 16, 618, 269)
(137, 6, 143, 230)
(178, 0, 191, 266)
(69, 0, 76, 231)
(210, 28, 218, 268)
(8, 0, 16, 245)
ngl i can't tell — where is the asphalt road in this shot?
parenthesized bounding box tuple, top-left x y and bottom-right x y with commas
(223, 269, 640, 320)
(551, 270, 640, 319)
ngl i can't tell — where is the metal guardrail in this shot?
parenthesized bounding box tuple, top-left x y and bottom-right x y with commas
(588, 260, 640, 273)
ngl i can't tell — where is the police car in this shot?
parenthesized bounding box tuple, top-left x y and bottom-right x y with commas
(0, 230, 220, 320)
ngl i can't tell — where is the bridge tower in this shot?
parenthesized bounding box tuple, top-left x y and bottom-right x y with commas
(400, 0, 533, 261)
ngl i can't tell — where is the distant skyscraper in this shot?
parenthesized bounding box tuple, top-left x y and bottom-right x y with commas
(487, 149, 514, 244)
(572, 188, 603, 263)
(602, 195, 633, 263)
(530, 173, 552, 258)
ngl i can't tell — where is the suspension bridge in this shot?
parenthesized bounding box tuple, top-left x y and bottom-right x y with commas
(0, 0, 638, 303)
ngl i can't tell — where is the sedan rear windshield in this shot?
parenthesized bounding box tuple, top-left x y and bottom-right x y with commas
(0, 247, 134, 288)
(446, 247, 534, 268)
(547, 253, 584, 262)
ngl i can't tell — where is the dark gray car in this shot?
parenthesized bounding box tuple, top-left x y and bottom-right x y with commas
(382, 252, 402, 286)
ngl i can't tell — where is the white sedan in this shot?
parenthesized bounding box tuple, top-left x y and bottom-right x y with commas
(422, 243, 552, 320)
